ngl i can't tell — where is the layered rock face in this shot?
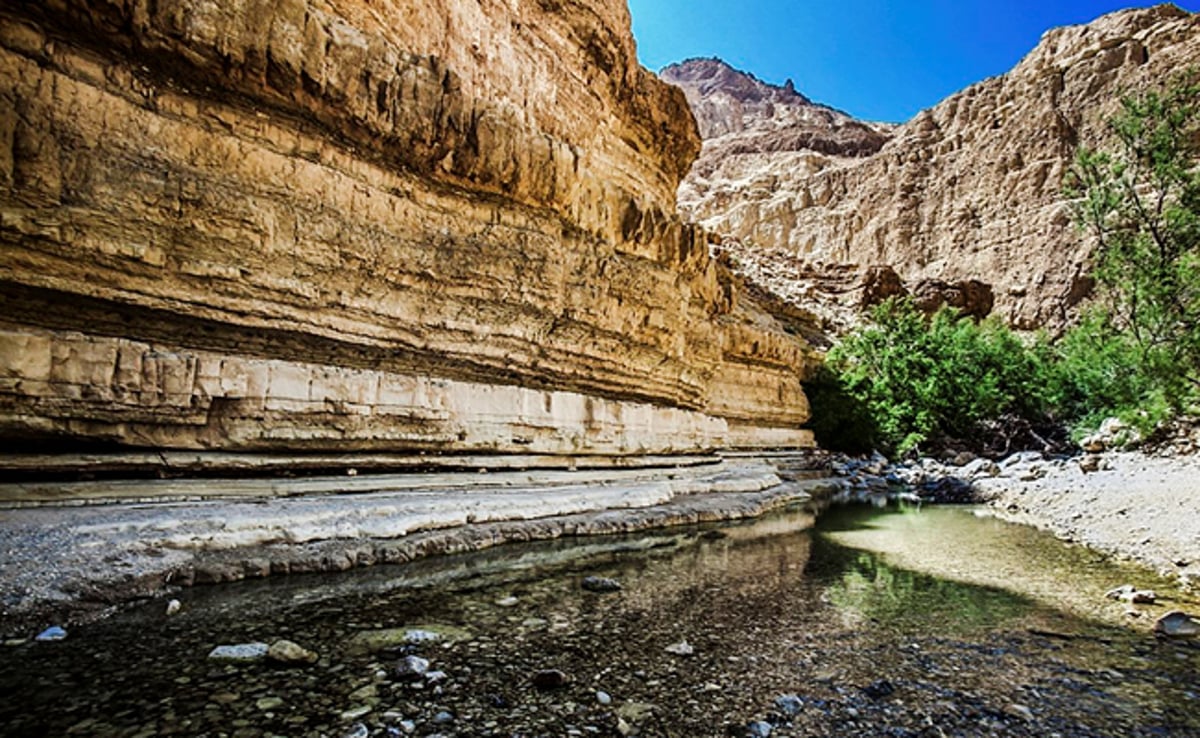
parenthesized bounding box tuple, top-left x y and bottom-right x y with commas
(672, 6, 1200, 329)
(0, 0, 815, 456)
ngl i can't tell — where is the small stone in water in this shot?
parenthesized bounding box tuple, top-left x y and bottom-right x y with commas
(747, 720, 772, 738)
(267, 639, 318, 665)
(425, 670, 449, 683)
(1005, 704, 1034, 721)
(532, 669, 570, 690)
(165, 599, 182, 616)
(395, 655, 430, 681)
(495, 596, 520, 607)
(341, 723, 369, 738)
(596, 690, 612, 705)
(664, 640, 694, 657)
(35, 626, 67, 642)
(774, 694, 803, 716)
(581, 576, 622, 593)
(433, 710, 454, 724)
(1155, 611, 1200, 638)
(256, 696, 284, 711)
(861, 679, 895, 699)
(341, 706, 372, 721)
(208, 643, 269, 662)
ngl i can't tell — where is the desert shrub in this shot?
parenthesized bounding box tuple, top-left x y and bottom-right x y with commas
(816, 298, 1052, 455)
(1058, 70, 1200, 433)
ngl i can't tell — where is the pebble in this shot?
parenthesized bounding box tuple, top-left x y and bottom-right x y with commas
(395, 655, 431, 681)
(432, 710, 454, 724)
(165, 599, 182, 616)
(495, 596, 520, 608)
(747, 720, 773, 737)
(664, 640, 695, 657)
(267, 639, 318, 665)
(861, 679, 895, 699)
(35, 626, 67, 642)
(208, 643, 269, 662)
(774, 694, 803, 716)
(341, 706, 372, 721)
(1154, 611, 1200, 638)
(341, 723, 369, 738)
(581, 576, 622, 593)
(532, 669, 570, 690)
(1005, 703, 1034, 721)
(596, 690, 612, 705)
(256, 696, 284, 711)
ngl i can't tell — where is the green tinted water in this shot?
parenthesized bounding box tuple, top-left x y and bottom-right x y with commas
(0, 502, 1196, 737)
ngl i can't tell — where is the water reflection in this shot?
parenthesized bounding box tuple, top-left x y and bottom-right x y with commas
(0, 502, 1196, 738)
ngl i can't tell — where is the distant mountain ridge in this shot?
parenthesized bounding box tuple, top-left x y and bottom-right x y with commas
(660, 58, 894, 157)
(663, 5, 1200, 331)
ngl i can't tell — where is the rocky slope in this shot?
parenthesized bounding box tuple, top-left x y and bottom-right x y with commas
(0, 0, 817, 464)
(671, 6, 1200, 329)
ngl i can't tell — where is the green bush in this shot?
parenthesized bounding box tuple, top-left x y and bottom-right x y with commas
(1058, 69, 1200, 434)
(812, 298, 1053, 455)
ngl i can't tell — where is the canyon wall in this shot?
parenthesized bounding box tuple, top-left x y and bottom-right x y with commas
(672, 6, 1200, 329)
(0, 0, 816, 455)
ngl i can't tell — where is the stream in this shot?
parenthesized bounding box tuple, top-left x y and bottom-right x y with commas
(1, 502, 1197, 737)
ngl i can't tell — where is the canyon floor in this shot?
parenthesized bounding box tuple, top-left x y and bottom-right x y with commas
(2, 447, 1197, 642)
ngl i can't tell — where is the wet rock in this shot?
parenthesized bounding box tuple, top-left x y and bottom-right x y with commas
(395, 655, 431, 681)
(596, 690, 613, 705)
(495, 596, 520, 607)
(1004, 703, 1034, 721)
(950, 451, 977, 467)
(432, 710, 454, 724)
(532, 669, 570, 690)
(256, 696, 285, 711)
(664, 640, 695, 656)
(861, 679, 895, 699)
(35, 626, 67, 642)
(747, 720, 773, 737)
(267, 639, 318, 665)
(774, 694, 804, 716)
(208, 642, 269, 662)
(348, 625, 470, 654)
(961, 458, 1000, 479)
(617, 702, 656, 725)
(1154, 611, 1200, 638)
(917, 477, 976, 503)
(1104, 585, 1157, 604)
(165, 599, 182, 616)
(581, 576, 623, 593)
(341, 723, 369, 738)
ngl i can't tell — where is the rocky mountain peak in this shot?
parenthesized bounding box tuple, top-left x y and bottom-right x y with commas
(660, 58, 893, 156)
(674, 6, 1200, 333)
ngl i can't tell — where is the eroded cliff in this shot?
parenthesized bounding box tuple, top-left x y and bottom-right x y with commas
(673, 6, 1200, 330)
(0, 0, 816, 456)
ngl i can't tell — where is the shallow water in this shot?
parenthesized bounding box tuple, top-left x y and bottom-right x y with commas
(1, 503, 1197, 737)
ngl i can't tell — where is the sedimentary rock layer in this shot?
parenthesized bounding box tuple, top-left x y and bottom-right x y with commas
(0, 1, 815, 454)
(673, 6, 1200, 329)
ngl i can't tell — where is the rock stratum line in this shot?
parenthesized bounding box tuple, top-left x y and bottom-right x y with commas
(0, 0, 816, 459)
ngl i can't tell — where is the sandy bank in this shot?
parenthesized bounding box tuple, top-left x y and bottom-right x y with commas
(0, 455, 835, 637)
(974, 451, 1200, 588)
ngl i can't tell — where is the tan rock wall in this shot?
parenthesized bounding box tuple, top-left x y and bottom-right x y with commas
(681, 6, 1200, 329)
(0, 1, 814, 453)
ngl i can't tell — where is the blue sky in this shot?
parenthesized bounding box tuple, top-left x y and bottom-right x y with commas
(628, 1, 1200, 123)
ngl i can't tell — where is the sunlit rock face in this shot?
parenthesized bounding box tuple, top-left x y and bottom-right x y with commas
(667, 7, 1200, 330)
(0, 0, 815, 455)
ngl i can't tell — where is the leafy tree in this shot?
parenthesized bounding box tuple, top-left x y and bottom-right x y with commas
(1063, 70, 1200, 426)
(816, 298, 1052, 455)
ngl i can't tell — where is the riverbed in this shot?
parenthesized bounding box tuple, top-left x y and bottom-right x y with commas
(1, 503, 1197, 737)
